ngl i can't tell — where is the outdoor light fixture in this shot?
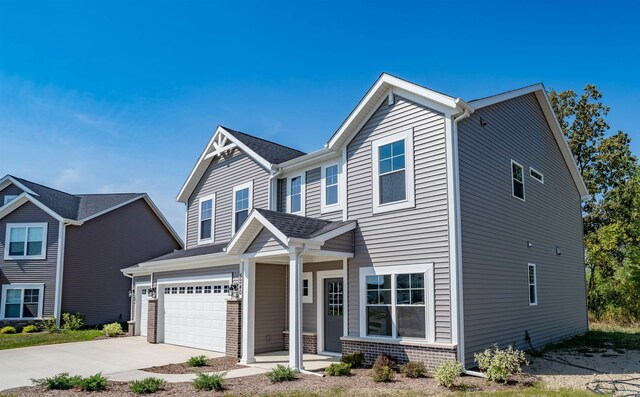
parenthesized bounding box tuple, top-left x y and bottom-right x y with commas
(128, 290, 134, 298)
(555, 246, 561, 256)
(148, 287, 157, 298)
(527, 240, 533, 248)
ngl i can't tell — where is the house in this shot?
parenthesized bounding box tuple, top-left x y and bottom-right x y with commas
(122, 73, 589, 371)
(0, 175, 183, 327)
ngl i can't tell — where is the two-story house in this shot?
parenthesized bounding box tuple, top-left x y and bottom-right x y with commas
(0, 175, 182, 327)
(123, 73, 588, 371)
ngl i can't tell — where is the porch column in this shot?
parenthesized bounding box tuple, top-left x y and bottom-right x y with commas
(240, 258, 256, 364)
(288, 252, 304, 370)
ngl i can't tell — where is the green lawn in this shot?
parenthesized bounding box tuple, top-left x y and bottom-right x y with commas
(0, 329, 104, 350)
(542, 322, 640, 354)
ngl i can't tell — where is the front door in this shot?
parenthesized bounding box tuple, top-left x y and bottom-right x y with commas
(324, 278, 343, 353)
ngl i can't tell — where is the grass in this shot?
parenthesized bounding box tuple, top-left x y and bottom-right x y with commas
(0, 329, 104, 350)
(541, 322, 640, 354)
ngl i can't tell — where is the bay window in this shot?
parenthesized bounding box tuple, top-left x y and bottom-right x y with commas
(4, 223, 47, 260)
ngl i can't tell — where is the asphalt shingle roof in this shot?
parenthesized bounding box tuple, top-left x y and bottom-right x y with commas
(144, 243, 227, 263)
(255, 208, 355, 239)
(223, 127, 306, 165)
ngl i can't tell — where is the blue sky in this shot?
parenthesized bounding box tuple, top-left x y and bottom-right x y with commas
(1, 1, 638, 237)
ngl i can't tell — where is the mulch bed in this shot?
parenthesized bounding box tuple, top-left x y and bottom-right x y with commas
(141, 356, 245, 374)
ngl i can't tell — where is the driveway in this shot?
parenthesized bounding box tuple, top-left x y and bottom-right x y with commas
(0, 337, 222, 391)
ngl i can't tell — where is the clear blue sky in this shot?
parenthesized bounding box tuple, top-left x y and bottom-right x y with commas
(1, 1, 638, 237)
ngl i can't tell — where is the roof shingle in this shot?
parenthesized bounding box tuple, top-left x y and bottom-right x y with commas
(223, 127, 306, 165)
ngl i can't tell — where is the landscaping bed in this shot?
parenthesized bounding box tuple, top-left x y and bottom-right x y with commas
(141, 356, 245, 374)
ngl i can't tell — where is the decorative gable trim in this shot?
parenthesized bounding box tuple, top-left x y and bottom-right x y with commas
(0, 192, 68, 223)
(0, 175, 39, 197)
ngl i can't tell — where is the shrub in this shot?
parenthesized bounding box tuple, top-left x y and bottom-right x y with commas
(400, 361, 426, 378)
(102, 322, 123, 337)
(325, 362, 351, 376)
(474, 344, 528, 383)
(434, 360, 462, 388)
(371, 355, 396, 382)
(130, 377, 165, 394)
(77, 373, 108, 391)
(193, 372, 225, 391)
(31, 373, 81, 390)
(42, 317, 58, 332)
(61, 312, 84, 331)
(0, 326, 16, 335)
(187, 355, 208, 367)
(21, 325, 38, 333)
(265, 365, 297, 382)
(340, 352, 365, 368)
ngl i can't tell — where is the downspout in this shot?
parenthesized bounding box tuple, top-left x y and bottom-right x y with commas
(268, 165, 282, 211)
(53, 220, 69, 326)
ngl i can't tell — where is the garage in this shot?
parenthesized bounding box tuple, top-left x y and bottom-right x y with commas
(158, 282, 229, 351)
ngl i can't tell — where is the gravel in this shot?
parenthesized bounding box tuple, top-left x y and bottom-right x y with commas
(141, 356, 244, 374)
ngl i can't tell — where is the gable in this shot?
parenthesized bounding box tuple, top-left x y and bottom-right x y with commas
(0, 184, 23, 205)
(245, 227, 287, 254)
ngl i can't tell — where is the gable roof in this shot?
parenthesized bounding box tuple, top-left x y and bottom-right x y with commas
(223, 127, 306, 165)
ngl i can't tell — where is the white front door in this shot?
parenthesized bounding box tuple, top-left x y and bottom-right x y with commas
(160, 283, 228, 352)
(137, 287, 150, 337)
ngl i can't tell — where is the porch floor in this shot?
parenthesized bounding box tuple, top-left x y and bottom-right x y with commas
(252, 351, 340, 372)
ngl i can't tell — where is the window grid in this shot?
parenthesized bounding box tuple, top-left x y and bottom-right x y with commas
(512, 161, 525, 200)
(325, 165, 339, 206)
(328, 281, 343, 316)
(204, 286, 212, 294)
(7, 224, 46, 258)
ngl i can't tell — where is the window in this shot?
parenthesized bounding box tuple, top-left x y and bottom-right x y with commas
(288, 175, 304, 214)
(302, 272, 313, 304)
(195, 286, 202, 294)
(171, 287, 178, 294)
(186, 286, 194, 294)
(233, 182, 253, 234)
(198, 194, 215, 243)
(3, 195, 17, 205)
(179, 286, 186, 294)
(530, 167, 544, 183)
(223, 285, 229, 294)
(4, 223, 47, 260)
(204, 286, 212, 294)
(512, 161, 525, 200)
(528, 264, 537, 306)
(322, 164, 340, 211)
(372, 129, 415, 213)
(1, 284, 44, 319)
(396, 273, 425, 337)
(213, 285, 222, 293)
(366, 275, 392, 336)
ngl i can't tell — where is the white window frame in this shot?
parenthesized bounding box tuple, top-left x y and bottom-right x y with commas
(372, 129, 415, 214)
(0, 283, 45, 320)
(528, 263, 538, 306)
(232, 181, 254, 236)
(4, 223, 48, 260)
(286, 174, 305, 215)
(359, 263, 435, 343)
(3, 195, 17, 205)
(197, 194, 215, 245)
(321, 164, 341, 213)
(302, 272, 313, 304)
(511, 160, 525, 201)
(530, 167, 544, 184)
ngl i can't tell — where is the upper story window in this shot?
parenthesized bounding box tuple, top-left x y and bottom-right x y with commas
(530, 167, 544, 184)
(528, 263, 537, 306)
(4, 223, 47, 260)
(288, 175, 304, 215)
(3, 195, 17, 205)
(372, 129, 415, 213)
(233, 181, 253, 234)
(511, 160, 525, 201)
(321, 164, 341, 213)
(198, 194, 215, 244)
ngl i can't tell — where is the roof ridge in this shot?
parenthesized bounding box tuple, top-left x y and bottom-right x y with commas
(75, 193, 144, 196)
(12, 175, 77, 198)
(222, 126, 306, 155)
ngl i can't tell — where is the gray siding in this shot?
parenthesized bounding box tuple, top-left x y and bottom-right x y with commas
(0, 202, 59, 317)
(186, 149, 270, 248)
(0, 185, 23, 205)
(346, 94, 452, 343)
(302, 261, 343, 332)
(323, 231, 354, 253)
(305, 167, 343, 221)
(458, 93, 588, 365)
(246, 228, 286, 254)
(62, 199, 181, 325)
(153, 264, 239, 283)
(277, 178, 287, 212)
(255, 263, 287, 353)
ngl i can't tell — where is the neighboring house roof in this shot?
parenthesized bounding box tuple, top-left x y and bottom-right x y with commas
(145, 242, 227, 263)
(122, 242, 233, 275)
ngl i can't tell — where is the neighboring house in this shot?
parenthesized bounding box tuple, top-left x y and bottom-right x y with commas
(0, 175, 183, 327)
(122, 73, 588, 371)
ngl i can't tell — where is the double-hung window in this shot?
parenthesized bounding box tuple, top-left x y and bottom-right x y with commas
(321, 164, 340, 211)
(372, 129, 415, 213)
(1, 284, 44, 319)
(3, 195, 17, 205)
(512, 160, 525, 200)
(288, 175, 304, 214)
(302, 272, 313, 304)
(233, 182, 253, 234)
(198, 194, 215, 243)
(4, 223, 47, 260)
(528, 264, 537, 306)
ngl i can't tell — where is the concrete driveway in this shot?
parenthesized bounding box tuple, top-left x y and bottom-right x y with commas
(0, 336, 222, 391)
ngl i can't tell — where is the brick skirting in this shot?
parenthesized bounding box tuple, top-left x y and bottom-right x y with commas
(341, 337, 456, 373)
(147, 299, 158, 344)
(283, 331, 318, 354)
(225, 299, 242, 358)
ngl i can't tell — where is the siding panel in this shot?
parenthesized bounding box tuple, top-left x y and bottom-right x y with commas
(0, 185, 23, 206)
(255, 263, 287, 353)
(246, 228, 286, 254)
(305, 168, 343, 221)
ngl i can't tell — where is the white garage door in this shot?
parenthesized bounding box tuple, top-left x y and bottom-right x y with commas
(138, 287, 150, 337)
(161, 283, 229, 352)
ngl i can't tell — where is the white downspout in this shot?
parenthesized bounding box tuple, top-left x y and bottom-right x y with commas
(268, 166, 282, 211)
(53, 221, 69, 326)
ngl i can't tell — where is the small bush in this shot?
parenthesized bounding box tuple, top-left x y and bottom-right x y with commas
(434, 360, 462, 388)
(265, 365, 297, 382)
(31, 373, 81, 390)
(341, 352, 365, 368)
(102, 322, 123, 337)
(42, 317, 58, 332)
(373, 355, 397, 370)
(474, 344, 528, 383)
(193, 372, 225, 391)
(61, 312, 84, 331)
(21, 325, 38, 333)
(400, 361, 426, 378)
(77, 373, 108, 391)
(371, 355, 396, 382)
(187, 355, 208, 367)
(0, 326, 16, 335)
(325, 362, 351, 376)
(129, 377, 165, 394)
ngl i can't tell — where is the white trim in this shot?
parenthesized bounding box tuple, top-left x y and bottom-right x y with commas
(3, 195, 17, 205)
(0, 283, 45, 320)
(0, 193, 66, 223)
(302, 272, 313, 304)
(53, 221, 67, 324)
(320, 163, 341, 214)
(240, 258, 256, 364)
(530, 167, 544, 184)
(0, 175, 39, 197)
(286, 174, 305, 215)
(372, 129, 416, 214)
(197, 193, 216, 245)
(155, 274, 232, 285)
(511, 160, 525, 201)
(316, 269, 345, 355)
(4, 222, 48, 260)
(341, 145, 348, 221)
(232, 181, 254, 236)
(358, 263, 435, 344)
(528, 263, 538, 306)
(123, 252, 238, 275)
(342, 258, 348, 337)
(135, 282, 151, 336)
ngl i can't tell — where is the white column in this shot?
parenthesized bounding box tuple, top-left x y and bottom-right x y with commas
(240, 258, 256, 364)
(288, 252, 303, 370)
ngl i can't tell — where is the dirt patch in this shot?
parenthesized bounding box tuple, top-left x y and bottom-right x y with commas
(141, 355, 244, 374)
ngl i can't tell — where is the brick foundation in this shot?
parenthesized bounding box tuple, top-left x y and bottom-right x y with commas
(341, 337, 457, 373)
(147, 299, 158, 344)
(127, 320, 136, 337)
(225, 298, 242, 358)
(283, 331, 317, 354)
